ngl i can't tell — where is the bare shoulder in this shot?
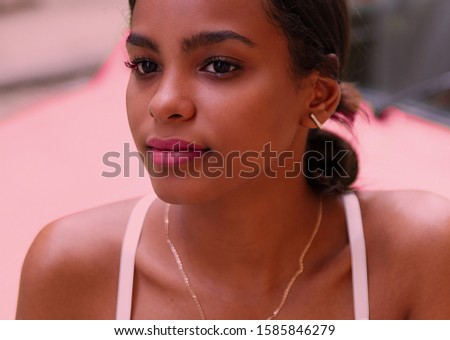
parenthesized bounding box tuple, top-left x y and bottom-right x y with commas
(356, 190, 450, 319)
(16, 197, 142, 320)
(357, 190, 449, 246)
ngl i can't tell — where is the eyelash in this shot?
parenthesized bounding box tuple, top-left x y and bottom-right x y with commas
(124, 57, 160, 78)
(200, 57, 242, 77)
(124, 56, 242, 79)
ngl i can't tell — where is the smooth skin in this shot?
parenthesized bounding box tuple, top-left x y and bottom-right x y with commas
(17, 0, 450, 320)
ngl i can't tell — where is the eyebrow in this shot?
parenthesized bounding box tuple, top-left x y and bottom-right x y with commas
(126, 33, 160, 53)
(181, 30, 256, 52)
(126, 30, 255, 54)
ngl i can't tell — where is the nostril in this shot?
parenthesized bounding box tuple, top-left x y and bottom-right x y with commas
(169, 113, 184, 119)
(148, 98, 196, 121)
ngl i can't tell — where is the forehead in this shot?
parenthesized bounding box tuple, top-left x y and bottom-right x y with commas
(130, 0, 282, 47)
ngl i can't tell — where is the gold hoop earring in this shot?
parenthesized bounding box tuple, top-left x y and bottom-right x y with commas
(310, 113, 323, 130)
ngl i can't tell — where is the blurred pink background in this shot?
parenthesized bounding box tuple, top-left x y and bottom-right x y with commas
(1, 0, 449, 320)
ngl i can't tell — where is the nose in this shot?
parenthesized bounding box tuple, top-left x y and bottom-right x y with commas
(147, 73, 196, 122)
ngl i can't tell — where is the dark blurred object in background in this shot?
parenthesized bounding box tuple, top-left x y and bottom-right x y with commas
(0, 0, 127, 119)
(348, 0, 450, 124)
(0, 0, 37, 14)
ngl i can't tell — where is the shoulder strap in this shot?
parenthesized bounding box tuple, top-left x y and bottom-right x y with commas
(116, 194, 156, 320)
(342, 192, 370, 320)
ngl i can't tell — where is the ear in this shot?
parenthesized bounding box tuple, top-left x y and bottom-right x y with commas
(299, 72, 341, 129)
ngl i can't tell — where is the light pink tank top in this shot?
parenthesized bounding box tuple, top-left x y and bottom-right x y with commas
(116, 192, 369, 320)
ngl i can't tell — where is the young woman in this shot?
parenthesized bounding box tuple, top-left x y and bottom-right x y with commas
(16, 0, 450, 320)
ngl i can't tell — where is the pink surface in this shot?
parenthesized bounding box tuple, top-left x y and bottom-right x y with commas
(330, 107, 450, 197)
(1, 40, 449, 319)
(0, 42, 150, 319)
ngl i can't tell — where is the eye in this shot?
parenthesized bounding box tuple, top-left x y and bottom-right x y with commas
(125, 58, 160, 77)
(201, 57, 241, 76)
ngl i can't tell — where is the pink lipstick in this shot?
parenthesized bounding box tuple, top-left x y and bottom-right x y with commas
(146, 138, 208, 166)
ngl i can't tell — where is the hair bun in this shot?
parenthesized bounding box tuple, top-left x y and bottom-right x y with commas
(303, 129, 358, 194)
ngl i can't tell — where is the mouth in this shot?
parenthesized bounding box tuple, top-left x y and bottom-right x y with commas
(146, 138, 210, 166)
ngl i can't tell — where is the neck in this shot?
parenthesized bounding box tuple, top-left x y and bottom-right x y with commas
(167, 175, 323, 288)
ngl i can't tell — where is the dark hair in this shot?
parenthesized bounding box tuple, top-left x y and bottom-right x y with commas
(263, 0, 360, 193)
(128, 0, 360, 193)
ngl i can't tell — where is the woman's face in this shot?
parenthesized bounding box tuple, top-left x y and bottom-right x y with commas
(126, 0, 316, 203)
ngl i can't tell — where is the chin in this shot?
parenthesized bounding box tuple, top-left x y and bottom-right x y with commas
(150, 176, 227, 205)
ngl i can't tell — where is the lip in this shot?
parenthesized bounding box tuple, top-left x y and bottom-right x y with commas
(146, 138, 209, 167)
(146, 138, 208, 152)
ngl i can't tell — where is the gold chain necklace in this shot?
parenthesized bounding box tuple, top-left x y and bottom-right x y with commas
(164, 199, 322, 320)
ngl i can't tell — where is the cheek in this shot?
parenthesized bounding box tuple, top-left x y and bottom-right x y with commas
(198, 74, 302, 153)
(126, 80, 148, 144)
(126, 80, 137, 127)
